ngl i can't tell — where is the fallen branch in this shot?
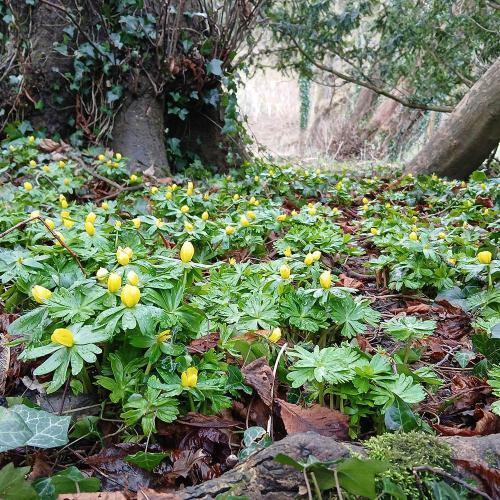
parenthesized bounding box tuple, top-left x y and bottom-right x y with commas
(72, 155, 122, 190)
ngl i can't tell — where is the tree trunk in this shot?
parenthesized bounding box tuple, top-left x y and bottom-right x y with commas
(112, 82, 170, 176)
(407, 57, 500, 179)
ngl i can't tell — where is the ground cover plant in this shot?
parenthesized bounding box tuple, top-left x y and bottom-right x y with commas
(0, 135, 499, 498)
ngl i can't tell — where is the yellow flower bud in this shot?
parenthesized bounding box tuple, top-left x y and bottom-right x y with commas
(229, 257, 236, 265)
(132, 217, 141, 229)
(280, 264, 291, 279)
(335, 181, 343, 190)
(225, 225, 235, 235)
(438, 232, 446, 240)
(130, 174, 138, 183)
(121, 284, 140, 307)
(319, 270, 332, 289)
(184, 221, 194, 232)
(268, 327, 281, 343)
(448, 258, 456, 266)
(155, 218, 164, 228)
(477, 251, 492, 265)
(63, 218, 75, 229)
(85, 221, 95, 236)
(42, 165, 50, 173)
(86, 212, 96, 223)
(96, 267, 108, 281)
(63, 178, 70, 186)
(203, 193, 209, 201)
(233, 194, 240, 201)
(151, 186, 158, 194)
(116, 247, 130, 266)
(51, 328, 74, 347)
(201, 211, 209, 221)
(107, 272, 122, 293)
(249, 196, 257, 205)
(45, 218, 55, 230)
(308, 207, 317, 216)
(277, 214, 287, 222)
(240, 215, 250, 227)
(165, 191, 172, 200)
(312, 250, 322, 262)
(28, 136, 35, 143)
(115, 153, 122, 160)
(362, 197, 369, 205)
(181, 367, 198, 388)
(284, 246, 292, 257)
(246, 210, 256, 220)
(180, 241, 195, 263)
(30, 210, 40, 219)
(101, 201, 109, 210)
(254, 175, 260, 182)
(409, 232, 418, 241)
(370, 228, 379, 236)
(24, 182, 33, 191)
(181, 205, 190, 214)
(31, 285, 52, 304)
(98, 154, 105, 161)
(29, 160, 37, 167)
(126, 270, 139, 286)
(304, 253, 314, 266)
(58, 160, 66, 168)
(54, 231, 65, 245)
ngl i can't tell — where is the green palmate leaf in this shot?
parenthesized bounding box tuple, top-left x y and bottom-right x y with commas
(33, 466, 101, 500)
(336, 458, 389, 499)
(382, 315, 436, 341)
(125, 451, 169, 471)
(330, 295, 380, 338)
(0, 463, 37, 500)
(7, 307, 48, 341)
(0, 405, 70, 451)
(281, 292, 325, 332)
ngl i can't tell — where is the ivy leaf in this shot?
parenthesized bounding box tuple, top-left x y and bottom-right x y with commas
(33, 466, 100, 500)
(125, 451, 169, 471)
(206, 58, 223, 76)
(384, 396, 430, 432)
(0, 405, 70, 451)
(0, 463, 37, 500)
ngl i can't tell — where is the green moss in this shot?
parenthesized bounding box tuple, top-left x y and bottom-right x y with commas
(365, 431, 452, 498)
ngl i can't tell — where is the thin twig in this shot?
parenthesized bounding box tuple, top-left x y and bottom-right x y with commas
(413, 466, 493, 499)
(334, 468, 344, 500)
(303, 468, 313, 500)
(73, 156, 122, 190)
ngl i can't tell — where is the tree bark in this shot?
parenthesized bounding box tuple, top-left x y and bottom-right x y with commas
(407, 57, 500, 179)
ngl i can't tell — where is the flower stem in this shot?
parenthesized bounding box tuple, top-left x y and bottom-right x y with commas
(79, 366, 93, 394)
(318, 383, 325, 406)
(187, 392, 196, 412)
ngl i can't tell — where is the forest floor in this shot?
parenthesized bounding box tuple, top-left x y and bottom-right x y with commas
(0, 136, 499, 499)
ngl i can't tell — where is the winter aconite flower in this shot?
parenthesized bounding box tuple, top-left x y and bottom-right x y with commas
(24, 182, 33, 191)
(127, 270, 139, 286)
(409, 231, 418, 241)
(438, 232, 446, 240)
(180, 241, 195, 263)
(116, 247, 130, 266)
(225, 226, 235, 235)
(280, 264, 291, 279)
(268, 327, 281, 343)
(96, 267, 108, 281)
(478, 251, 492, 265)
(370, 228, 379, 236)
(284, 247, 292, 257)
(304, 253, 314, 266)
(181, 367, 198, 388)
(240, 215, 250, 227)
(107, 272, 122, 293)
(181, 205, 189, 214)
(31, 285, 52, 304)
(312, 250, 322, 262)
(132, 218, 141, 229)
(51, 328, 74, 347)
(121, 284, 141, 308)
(86, 212, 96, 223)
(201, 211, 209, 221)
(319, 270, 332, 289)
(85, 221, 95, 236)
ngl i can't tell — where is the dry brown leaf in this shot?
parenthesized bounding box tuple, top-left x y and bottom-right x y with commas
(276, 400, 349, 440)
(241, 357, 274, 408)
(178, 413, 241, 428)
(337, 273, 363, 289)
(187, 333, 220, 355)
(58, 495, 127, 500)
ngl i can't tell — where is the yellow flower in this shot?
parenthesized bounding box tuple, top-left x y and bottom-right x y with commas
(246, 210, 256, 220)
(63, 178, 70, 186)
(284, 246, 292, 257)
(180, 241, 195, 263)
(312, 250, 322, 262)
(409, 232, 418, 241)
(98, 154, 105, 161)
(45, 218, 55, 230)
(51, 328, 74, 347)
(107, 272, 122, 293)
(203, 193, 209, 201)
(385, 203, 391, 209)
(106, 160, 113, 167)
(165, 191, 172, 200)
(277, 214, 287, 222)
(268, 327, 281, 343)
(42, 165, 50, 173)
(121, 284, 141, 307)
(335, 181, 343, 190)
(187, 181, 194, 191)
(58, 160, 66, 168)
(315, 168, 321, 175)
(254, 175, 260, 182)
(184, 221, 194, 232)
(85, 221, 95, 236)
(460, 181, 466, 188)
(31, 285, 52, 304)
(155, 218, 164, 228)
(438, 232, 446, 240)
(116, 247, 130, 266)
(229, 257, 236, 265)
(115, 153, 122, 160)
(130, 174, 138, 183)
(96, 267, 108, 281)
(225, 225, 235, 235)
(86, 212, 97, 223)
(171, 183, 178, 191)
(448, 258, 456, 266)
(280, 264, 291, 279)
(431, 174, 438, 181)
(370, 228, 379, 236)
(157, 330, 171, 343)
(226, 175, 232, 181)
(181, 367, 198, 388)
(63, 218, 75, 229)
(29, 160, 37, 167)
(54, 231, 65, 245)
(24, 182, 33, 191)
(319, 270, 332, 289)
(240, 215, 250, 227)
(30, 210, 40, 219)
(332, 207, 339, 214)
(101, 201, 109, 210)
(115, 220, 122, 229)
(304, 253, 314, 266)
(132, 217, 141, 229)
(60, 210, 70, 220)
(127, 270, 139, 285)
(233, 194, 240, 201)
(151, 186, 158, 194)
(201, 211, 209, 221)
(362, 197, 369, 205)
(477, 251, 492, 265)
(180, 205, 189, 214)
(28, 136, 35, 143)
